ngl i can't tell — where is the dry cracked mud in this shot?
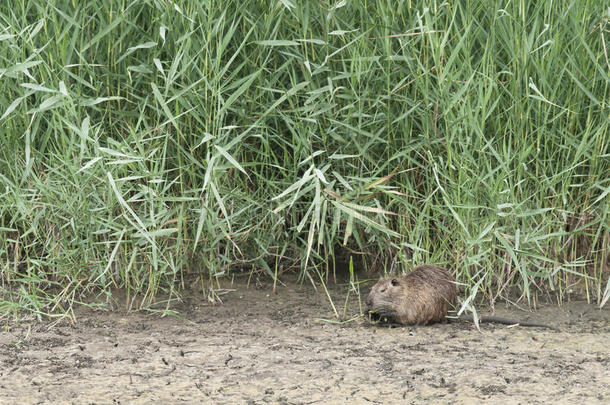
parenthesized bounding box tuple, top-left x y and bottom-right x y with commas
(1, 274, 609, 404)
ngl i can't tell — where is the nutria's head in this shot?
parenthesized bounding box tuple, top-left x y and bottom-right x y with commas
(365, 277, 406, 323)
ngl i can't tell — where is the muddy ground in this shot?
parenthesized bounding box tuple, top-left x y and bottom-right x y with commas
(1, 274, 609, 404)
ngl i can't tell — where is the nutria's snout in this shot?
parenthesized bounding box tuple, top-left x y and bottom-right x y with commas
(365, 294, 373, 309)
(364, 288, 385, 322)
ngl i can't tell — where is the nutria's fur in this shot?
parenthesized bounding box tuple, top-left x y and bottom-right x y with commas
(365, 265, 457, 325)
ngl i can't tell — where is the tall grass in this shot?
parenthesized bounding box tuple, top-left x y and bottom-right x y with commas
(0, 0, 608, 317)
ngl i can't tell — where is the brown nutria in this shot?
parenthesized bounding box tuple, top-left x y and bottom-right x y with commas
(365, 265, 456, 325)
(365, 265, 554, 329)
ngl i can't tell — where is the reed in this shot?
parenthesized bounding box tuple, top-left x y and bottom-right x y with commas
(0, 0, 607, 317)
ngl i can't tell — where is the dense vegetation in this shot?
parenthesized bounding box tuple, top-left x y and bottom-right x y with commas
(0, 0, 608, 317)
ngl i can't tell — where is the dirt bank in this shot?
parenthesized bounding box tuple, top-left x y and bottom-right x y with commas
(1, 275, 609, 404)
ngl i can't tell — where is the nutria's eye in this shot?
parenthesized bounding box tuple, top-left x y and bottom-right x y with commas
(391, 279, 398, 286)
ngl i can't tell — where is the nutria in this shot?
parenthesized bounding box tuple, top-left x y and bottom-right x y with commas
(365, 265, 553, 328)
(365, 265, 456, 325)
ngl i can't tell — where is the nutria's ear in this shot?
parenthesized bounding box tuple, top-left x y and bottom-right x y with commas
(391, 278, 399, 286)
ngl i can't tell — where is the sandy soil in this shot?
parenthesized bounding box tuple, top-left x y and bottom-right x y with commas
(1, 274, 609, 404)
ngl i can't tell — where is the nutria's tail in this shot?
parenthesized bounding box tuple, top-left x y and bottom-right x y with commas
(458, 315, 557, 330)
